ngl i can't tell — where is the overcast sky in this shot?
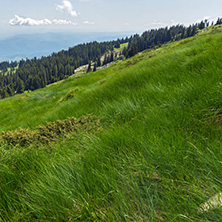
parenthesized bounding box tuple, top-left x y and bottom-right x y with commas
(1, 0, 222, 37)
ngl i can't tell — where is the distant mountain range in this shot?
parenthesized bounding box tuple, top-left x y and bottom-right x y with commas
(0, 32, 131, 62)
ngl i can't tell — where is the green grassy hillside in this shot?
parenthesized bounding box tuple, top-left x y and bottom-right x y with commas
(0, 27, 222, 221)
(114, 42, 128, 52)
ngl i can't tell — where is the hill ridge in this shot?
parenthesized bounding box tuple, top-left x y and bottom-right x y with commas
(2, 18, 221, 100)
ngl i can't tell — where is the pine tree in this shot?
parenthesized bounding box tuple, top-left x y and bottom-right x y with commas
(186, 26, 192, 37)
(97, 58, 101, 67)
(110, 52, 114, 62)
(198, 21, 205, 30)
(127, 43, 138, 58)
(114, 40, 120, 48)
(6, 85, 13, 96)
(122, 47, 127, 57)
(103, 55, 107, 66)
(191, 25, 197, 36)
(1, 87, 9, 98)
(87, 61, 92, 73)
(216, 18, 222, 25)
(16, 79, 25, 94)
(93, 63, 97, 72)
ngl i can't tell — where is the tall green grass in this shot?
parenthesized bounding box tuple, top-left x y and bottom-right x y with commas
(0, 28, 222, 221)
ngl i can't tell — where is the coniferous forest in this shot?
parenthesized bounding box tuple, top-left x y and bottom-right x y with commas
(0, 18, 221, 99)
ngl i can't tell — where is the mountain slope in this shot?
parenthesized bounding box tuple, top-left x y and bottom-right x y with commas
(0, 27, 222, 221)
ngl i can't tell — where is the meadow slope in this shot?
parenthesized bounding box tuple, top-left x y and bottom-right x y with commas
(0, 27, 222, 221)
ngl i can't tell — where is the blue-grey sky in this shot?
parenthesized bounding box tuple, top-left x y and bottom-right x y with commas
(1, 0, 222, 36)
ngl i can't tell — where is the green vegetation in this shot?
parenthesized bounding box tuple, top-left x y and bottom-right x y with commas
(2, 18, 218, 100)
(2, 114, 100, 147)
(6, 64, 19, 74)
(0, 27, 222, 221)
(114, 42, 129, 52)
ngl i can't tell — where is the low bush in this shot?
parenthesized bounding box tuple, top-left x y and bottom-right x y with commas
(1, 114, 101, 146)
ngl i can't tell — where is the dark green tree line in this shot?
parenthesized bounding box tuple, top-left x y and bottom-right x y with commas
(1, 18, 220, 99)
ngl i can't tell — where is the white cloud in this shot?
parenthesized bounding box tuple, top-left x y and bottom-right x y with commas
(148, 19, 179, 28)
(53, 19, 77, 25)
(83, 21, 94, 25)
(56, 0, 78, 17)
(149, 20, 167, 27)
(9, 15, 52, 26)
(9, 15, 77, 26)
(151, 20, 166, 26)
